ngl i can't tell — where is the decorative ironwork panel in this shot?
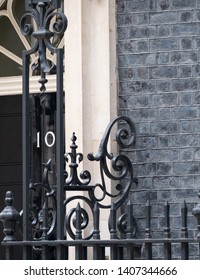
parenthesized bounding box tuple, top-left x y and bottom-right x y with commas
(0, 0, 64, 77)
(0, 0, 138, 260)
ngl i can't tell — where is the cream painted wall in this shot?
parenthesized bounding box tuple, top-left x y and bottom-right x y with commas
(64, 0, 118, 241)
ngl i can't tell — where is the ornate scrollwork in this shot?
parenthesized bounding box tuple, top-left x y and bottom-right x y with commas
(88, 116, 136, 209)
(117, 213, 137, 237)
(20, 1, 67, 73)
(20, 12, 35, 36)
(65, 196, 94, 240)
(0, 0, 139, 257)
(64, 133, 92, 187)
(27, 159, 56, 241)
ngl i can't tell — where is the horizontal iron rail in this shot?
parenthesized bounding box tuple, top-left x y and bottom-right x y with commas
(2, 238, 200, 247)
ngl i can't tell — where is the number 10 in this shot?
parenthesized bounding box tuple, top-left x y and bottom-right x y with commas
(37, 131, 55, 148)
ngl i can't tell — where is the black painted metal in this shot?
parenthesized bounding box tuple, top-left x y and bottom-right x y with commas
(144, 201, 152, 260)
(21, 0, 67, 259)
(0, 192, 20, 242)
(1, 194, 200, 259)
(0, 0, 138, 260)
(181, 201, 188, 259)
(1, 0, 200, 260)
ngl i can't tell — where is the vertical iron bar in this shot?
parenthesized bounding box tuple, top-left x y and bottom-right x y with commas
(118, 246, 124, 260)
(41, 199, 49, 259)
(5, 246, 14, 260)
(110, 202, 118, 239)
(126, 201, 134, 238)
(75, 203, 82, 240)
(101, 247, 106, 260)
(56, 49, 65, 259)
(145, 200, 152, 260)
(126, 201, 134, 259)
(65, 246, 69, 260)
(75, 203, 83, 260)
(134, 245, 142, 260)
(93, 202, 100, 239)
(192, 191, 200, 258)
(164, 201, 171, 260)
(181, 200, 188, 260)
(110, 202, 118, 260)
(93, 202, 101, 259)
(39, 72, 47, 167)
(22, 50, 32, 260)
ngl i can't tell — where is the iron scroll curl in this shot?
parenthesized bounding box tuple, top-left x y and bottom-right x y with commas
(88, 116, 136, 209)
(19, 159, 57, 241)
(62, 116, 136, 240)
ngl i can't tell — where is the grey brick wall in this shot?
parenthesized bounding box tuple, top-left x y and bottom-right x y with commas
(117, 0, 200, 252)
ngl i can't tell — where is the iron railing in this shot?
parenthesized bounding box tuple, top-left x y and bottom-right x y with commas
(0, 0, 137, 260)
(1, 0, 200, 260)
(1, 192, 200, 259)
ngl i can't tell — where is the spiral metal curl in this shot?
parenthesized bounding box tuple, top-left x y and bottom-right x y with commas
(65, 196, 94, 240)
(20, 13, 34, 36)
(88, 116, 135, 209)
(117, 213, 137, 237)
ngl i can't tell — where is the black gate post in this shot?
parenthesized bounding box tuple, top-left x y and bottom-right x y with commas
(20, 0, 67, 259)
(22, 43, 32, 260)
(55, 48, 65, 259)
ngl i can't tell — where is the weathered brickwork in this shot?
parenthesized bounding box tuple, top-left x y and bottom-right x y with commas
(117, 0, 200, 252)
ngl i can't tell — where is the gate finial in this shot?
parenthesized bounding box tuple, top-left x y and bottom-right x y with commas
(0, 191, 20, 242)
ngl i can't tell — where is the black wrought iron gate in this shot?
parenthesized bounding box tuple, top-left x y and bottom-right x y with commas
(1, 0, 200, 260)
(0, 0, 137, 260)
